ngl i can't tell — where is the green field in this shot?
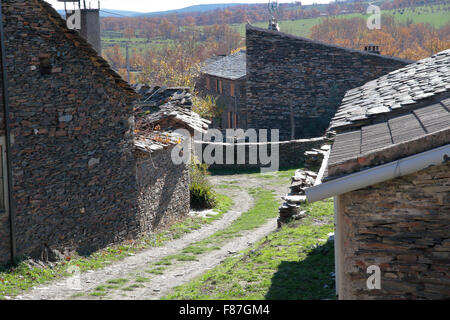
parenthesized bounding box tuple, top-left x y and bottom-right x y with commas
(229, 4, 450, 39)
(101, 4, 450, 53)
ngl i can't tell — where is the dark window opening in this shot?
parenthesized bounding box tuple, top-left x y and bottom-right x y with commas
(39, 57, 52, 75)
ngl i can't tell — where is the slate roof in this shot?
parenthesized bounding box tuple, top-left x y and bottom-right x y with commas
(324, 97, 450, 181)
(329, 49, 450, 132)
(133, 84, 193, 109)
(133, 84, 210, 135)
(133, 84, 210, 153)
(323, 50, 450, 181)
(134, 131, 185, 154)
(140, 105, 210, 134)
(246, 24, 412, 65)
(38, 0, 139, 100)
(201, 51, 246, 80)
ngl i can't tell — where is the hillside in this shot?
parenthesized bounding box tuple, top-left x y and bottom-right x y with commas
(57, 3, 248, 18)
(137, 3, 248, 17)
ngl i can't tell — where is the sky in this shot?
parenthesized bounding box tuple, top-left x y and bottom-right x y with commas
(45, 0, 331, 13)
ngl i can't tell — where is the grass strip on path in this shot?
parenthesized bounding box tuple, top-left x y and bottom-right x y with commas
(0, 194, 232, 299)
(163, 198, 336, 300)
(152, 188, 280, 265)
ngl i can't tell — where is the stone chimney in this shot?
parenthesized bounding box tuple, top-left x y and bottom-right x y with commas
(364, 44, 380, 54)
(268, 17, 280, 32)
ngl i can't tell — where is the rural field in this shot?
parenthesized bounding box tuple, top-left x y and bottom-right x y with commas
(102, 4, 450, 52)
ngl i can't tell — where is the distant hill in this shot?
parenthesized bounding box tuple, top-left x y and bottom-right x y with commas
(57, 9, 142, 18)
(57, 3, 248, 18)
(136, 3, 248, 17)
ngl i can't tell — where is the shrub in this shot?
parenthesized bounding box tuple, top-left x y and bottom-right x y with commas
(189, 159, 217, 209)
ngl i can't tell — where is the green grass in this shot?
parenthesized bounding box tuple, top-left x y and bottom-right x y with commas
(163, 198, 336, 300)
(106, 278, 129, 285)
(146, 267, 167, 275)
(149, 187, 280, 269)
(89, 291, 108, 297)
(156, 188, 277, 282)
(135, 277, 150, 283)
(187, 188, 280, 252)
(228, 4, 449, 40)
(0, 193, 232, 299)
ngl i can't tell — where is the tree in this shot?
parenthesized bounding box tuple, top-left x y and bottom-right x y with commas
(124, 27, 135, 40)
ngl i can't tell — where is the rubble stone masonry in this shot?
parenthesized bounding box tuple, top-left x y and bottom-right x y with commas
(136, 146, 190, 233)
(338, 162, 450, 299)
(0, 0, 137, 263)
(246, 25, 411, 140)
(194, 136, 326, 170)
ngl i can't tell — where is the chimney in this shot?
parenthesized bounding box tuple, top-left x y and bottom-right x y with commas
(79, 8, 101, 54)
(60, 0, 102, 54)
(268, 17, 280, 32)
(364, 44, 380, 54)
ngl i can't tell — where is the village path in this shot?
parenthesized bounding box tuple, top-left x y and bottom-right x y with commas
(15, 172, 289, 300)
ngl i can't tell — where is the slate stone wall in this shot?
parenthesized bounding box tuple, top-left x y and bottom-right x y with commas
(338, 162, 450, 299)
(0, 0, 139, 263)
(136, 147, 190, 233)
(246, 25, 411, 141)
(0, 0, 193, 265)
(197, 74, 247, 129)
(194, 136, 325, 170)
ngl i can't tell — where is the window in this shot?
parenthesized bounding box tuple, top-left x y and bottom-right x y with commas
(216, 79, 223, 94)
(206, 77, 210, 90)
(228, 112, 232, 129)
(230, 82, 235, 97)
(234, 113, 238, 128)
(39, 57, 52, 75)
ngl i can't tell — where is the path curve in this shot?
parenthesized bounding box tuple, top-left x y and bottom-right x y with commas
(16, 174, 289, 300)
(16, 188, 253, 300)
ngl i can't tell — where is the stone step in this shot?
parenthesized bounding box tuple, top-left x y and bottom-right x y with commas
(289, 184, 306, 194)
(282, 194, 307, 204)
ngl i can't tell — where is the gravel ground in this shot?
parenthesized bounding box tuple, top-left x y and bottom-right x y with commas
(15, 173, 289, 300)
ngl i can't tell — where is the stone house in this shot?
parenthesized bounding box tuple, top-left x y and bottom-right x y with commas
(198, 50, 247, 130)
(133, 85, 210, 232)
(246, 24, 413, 141)
(0, 1, 202, 265)
(305, 50, 450, 299)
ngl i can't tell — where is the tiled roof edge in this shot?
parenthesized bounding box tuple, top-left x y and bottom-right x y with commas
(246, 24, 414, 65)
(200, 73, 246, 80)
(330, 91, 450, 133)
(326, 127, 450, 181)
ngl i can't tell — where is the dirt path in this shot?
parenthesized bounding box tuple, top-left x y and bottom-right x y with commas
(16, 173, 289, 300)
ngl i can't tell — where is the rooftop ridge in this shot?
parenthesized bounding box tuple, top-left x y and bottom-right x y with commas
(329, 49, 450, 131)
(201, 50, 246, 80)
(36, 0, 139, 100)
(246, 24, 414, 65)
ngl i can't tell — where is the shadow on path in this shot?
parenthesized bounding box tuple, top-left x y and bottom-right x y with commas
(265, 239, 336, 300)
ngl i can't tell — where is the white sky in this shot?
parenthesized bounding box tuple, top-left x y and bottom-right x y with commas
(45, 0, 332, 13)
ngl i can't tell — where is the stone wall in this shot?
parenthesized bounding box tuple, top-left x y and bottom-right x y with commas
(246, 25, 411, 141)
(0, 0, 193, 265)
(136, 146, 190, 233)
(338, 162, 450, 299)
(0, 0, 139, 263)
(194, 136, 325, 170)
(197, 74, 247, 129)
